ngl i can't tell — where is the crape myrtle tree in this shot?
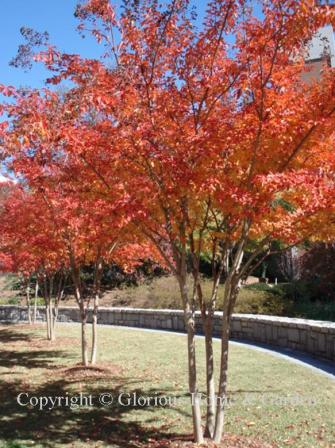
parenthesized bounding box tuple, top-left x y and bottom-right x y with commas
(0, 165, 158, 363)
(0, 88, 162, 365)
(39, 183, 156, 366)
(0, 185, 67, 339)
(0, 181, 38, 325)
(1, 0, 335, 443)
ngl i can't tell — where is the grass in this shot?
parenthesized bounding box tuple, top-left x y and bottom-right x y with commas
(0, 323, 334, 448)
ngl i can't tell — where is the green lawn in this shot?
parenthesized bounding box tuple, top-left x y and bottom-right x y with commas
(0, 323, 334, 448)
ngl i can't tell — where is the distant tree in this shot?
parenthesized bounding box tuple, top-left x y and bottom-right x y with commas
(300, 242, 335, 301)
(0, 186, 66, 337)
(279, 247, 302, 283)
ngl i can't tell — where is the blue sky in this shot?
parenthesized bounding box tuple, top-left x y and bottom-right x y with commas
(0, 0, 109, 180)
(1, 0, 205, 89)
(0, 1, 261, 90)
(0, 0, 107, 89)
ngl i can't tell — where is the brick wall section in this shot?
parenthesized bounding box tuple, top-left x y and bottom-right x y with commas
(0, 305, 334, 362)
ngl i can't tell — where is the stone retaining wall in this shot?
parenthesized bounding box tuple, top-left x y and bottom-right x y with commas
(0, 305, 334, 362)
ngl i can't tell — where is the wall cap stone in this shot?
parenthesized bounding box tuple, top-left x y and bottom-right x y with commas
(1, 305, 334, 361)
(1, 305, 334, 328)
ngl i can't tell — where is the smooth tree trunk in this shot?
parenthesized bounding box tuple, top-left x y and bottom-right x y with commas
(49, 295, 56, 341)
(178, 275, 204, 444)
(185, 307, 203, 444)
(199, 284, 219, 439)
(91, 291, 99, 365)
(42, 275, 56, 341)
(191, 264, 216, 438)
(33, 280, 39, 324)
(213, 277, 242, 443)
(45, 301, 51, 340)
(42, 275, 51, 340)
(46, 301, 52, 340)
(213, 310, 230, 443)
(91, 258, 103, 365)
(25, 278, 32, 324)
(69, 251, 89, 366)
(149, 208, 207, 443)
(81, 307, 89, 366)
(49, 307, 56, 341)
(51, 275, 64, 340)
(198, 256, 223, 439)
(203, 314, 216, 438)
(213, 237, 245, 443)
(47, 276, 56, 341)
(52, 304, 59, 337)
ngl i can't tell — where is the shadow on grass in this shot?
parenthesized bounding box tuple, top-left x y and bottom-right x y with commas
(0, 377, 190, 448)
(0, 349, 71, 370)
(0, 326, 36, 343)
(0, 327, 68, 370)
(0, 326, 190, 447)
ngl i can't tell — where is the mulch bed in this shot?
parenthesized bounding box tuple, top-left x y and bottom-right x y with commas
(144, 434, 276, 448)
(59, 362, 124, 380)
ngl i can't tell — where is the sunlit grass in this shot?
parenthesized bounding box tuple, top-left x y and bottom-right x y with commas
(0, 323, 334, 447)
